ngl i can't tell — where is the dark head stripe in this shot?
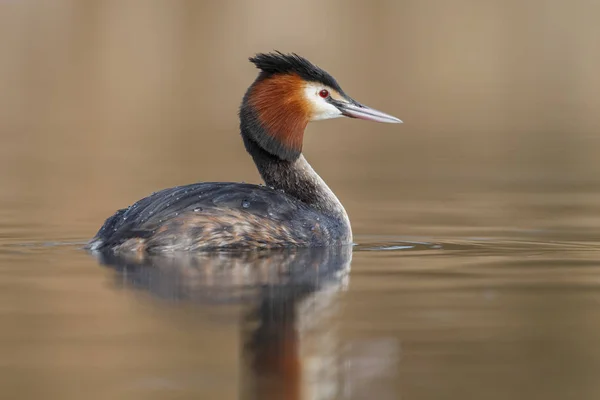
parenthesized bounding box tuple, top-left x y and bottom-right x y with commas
(249, 51, 344, 95)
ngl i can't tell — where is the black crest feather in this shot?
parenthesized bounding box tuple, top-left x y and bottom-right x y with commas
(249, 51, 343, 93)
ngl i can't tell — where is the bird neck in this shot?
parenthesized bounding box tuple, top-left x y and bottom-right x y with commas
(242, 133, 349, 224)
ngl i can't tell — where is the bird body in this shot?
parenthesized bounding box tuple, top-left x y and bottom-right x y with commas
(88, 52, 401, 254)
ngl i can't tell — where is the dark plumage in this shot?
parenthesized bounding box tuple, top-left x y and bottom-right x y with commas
(249, 51, 345, 95)
(88, 183, 346, 253)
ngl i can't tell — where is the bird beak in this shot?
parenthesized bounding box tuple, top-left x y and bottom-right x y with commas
(335, 100, 402, 124)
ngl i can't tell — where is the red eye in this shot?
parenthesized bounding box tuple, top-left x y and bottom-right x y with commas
(319, 89, 329, 98)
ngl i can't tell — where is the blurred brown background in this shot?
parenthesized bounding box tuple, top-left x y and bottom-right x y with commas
(0, 0, 599, 241)
(1, 2, 600, 400)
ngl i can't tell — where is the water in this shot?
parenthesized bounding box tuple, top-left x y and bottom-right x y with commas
(2, 1, 600, 398)
(2, 199, 600, 399)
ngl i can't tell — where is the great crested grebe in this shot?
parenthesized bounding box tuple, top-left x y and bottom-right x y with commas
(87, 52, 401, 253)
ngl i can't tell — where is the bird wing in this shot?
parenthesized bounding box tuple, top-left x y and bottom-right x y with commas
(89, 182, 330, 251)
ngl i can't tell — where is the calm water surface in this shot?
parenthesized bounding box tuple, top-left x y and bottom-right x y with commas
(1, 172, 599, 400)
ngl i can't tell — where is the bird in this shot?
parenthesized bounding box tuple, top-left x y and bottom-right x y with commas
(86, 51, 401, 254)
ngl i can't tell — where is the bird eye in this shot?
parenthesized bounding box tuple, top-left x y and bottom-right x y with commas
(319, 89, 329, 98)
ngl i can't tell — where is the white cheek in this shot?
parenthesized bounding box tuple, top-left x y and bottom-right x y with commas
(304, 86, 343, 121)
(311, 104, 343, 121)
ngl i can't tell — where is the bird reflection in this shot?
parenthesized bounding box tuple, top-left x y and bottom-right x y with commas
(93, 245, 353, 399)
